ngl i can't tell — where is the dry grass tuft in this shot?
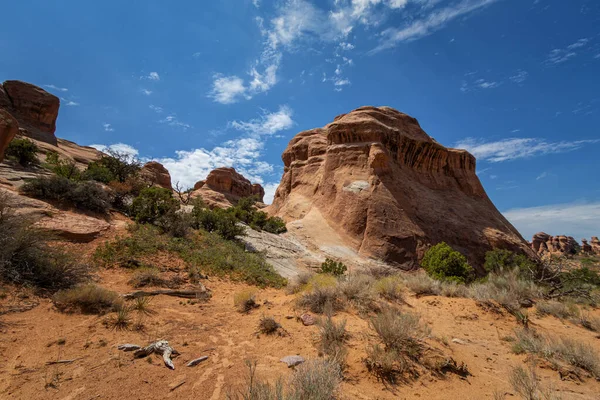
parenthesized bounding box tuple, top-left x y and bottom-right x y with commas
(374, 276, 404, 302)
(297, 285, 345, 314)
(234, 290, 258, 313)
(258, 316, 281, 335)
(509, 364, 563, 400)
(403, 273, 440, 297)
(536, 301, 579, 320)
(317, 315, 349, 368)
(53, 284, 123, 315)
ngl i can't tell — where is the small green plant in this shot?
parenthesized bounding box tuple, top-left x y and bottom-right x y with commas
(109, 307, 132, 330)
(5, 138, 38, 166)
(421, 242, 474, 284)
(131, 187, 180, 224)
(45, 152, 82, 180)
(320, 258, 347, 276)
(131, 296, 153, 315)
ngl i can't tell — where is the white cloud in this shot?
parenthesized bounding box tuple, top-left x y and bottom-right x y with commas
(209, 75, 250, 104)
(536, 172, 548, 180)
(229, 106, 294, 135)
(338, 42, 355, 50)
(545, 38, 590, 65)
(455, 137, 600, 162)
(141, 89, 153, 96)
(160, 115, 191, 131)
(509, 70, 528, 84)
(64, 100, 80, 106)
(103, 123, 114, 132)
(253, 0, 260, 8)
(503, 202, 600, 240)
(148, 72, 160, 81)
(90, 143, 139, 159)
(149, 105, 163, 113)
(44, 84, 68, 92)
(263, 182, 280, 205)
(371, 0, 501, 53)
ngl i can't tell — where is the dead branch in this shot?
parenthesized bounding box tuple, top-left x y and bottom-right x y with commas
(46, 358, 80, 365)
(122, 287, 210, 300)
(119, 340, 180, 370)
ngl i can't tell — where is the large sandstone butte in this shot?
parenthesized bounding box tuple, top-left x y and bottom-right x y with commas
(191, 167, 265, 208)
(269, 106, 535, 272)
(0, 80, 60, 145)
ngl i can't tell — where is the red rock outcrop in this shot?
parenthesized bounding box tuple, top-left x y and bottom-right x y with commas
(0, 80, 60, 145)
(191, 167, 265, 208)
(0, 109, 19, 162)
(582, 239, 593, 254)
(268, 106, 535, 272)
(141, 161, 172, 190)
(591, 237, 600, 255)
(531, 232, 578, 256)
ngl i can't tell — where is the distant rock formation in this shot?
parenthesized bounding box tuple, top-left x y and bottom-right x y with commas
(191, 167, 265, 208)
(0, 109, 19, 162)
(268, 106, 534, 272)
(582, 239, 593, 254)
(531, 233, 579, 256)
(141, 161, 172, 190)
(590, 237, 600, 255)
(0, 80, 60, 145)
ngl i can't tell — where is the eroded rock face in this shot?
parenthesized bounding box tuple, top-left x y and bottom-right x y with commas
(0, 109, 19, 162)
(268, 106, 534, 272)
(0, 81, 60, 145)
(531, 232, 578, 256)
(191, 167, 265, 208)
(141, 161, 172, 190)
(591, 237, 600, 255)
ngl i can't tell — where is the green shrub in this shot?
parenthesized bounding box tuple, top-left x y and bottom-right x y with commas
(192, 207, 245, 240)
(5, 138, 38, 166)
(53, 284, 122, 314)
(223, 197, 287, 234)
(131, 187, 179, 224)
(45, 151, 82, 180)
(21, 176, 113, 213)
(0, 194, 90, 291)
(297, 285, 345, 314)
(263, 216, 287, 234)
(320, 258, 347, 276)
(421, 242, 474, 284)
(484, 249, 538, 276)
(84, 150, 141, 184)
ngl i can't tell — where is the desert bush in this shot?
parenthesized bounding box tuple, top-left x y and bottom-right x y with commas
(21, 176, 113, 213)
(512, 329, 600, 378)
(5, 138, 38, 166)
(108, 307, 132, 330)
(421, 242, 474, 283)
(130, 296, 153, 315)
(0, 196, 90, 291)
(258, 316, 281, 335)
(93, 224, 167, 267)
(469, 269, 542, 311)
(297, 285, 345, 314)
(374, 275, 404, 302)
(509, 365, 562, 400)
(221, 197, 287, 234)
(439, 281, 469, 297)
(317, 315, 349, 367)
(370, 307, 430, 358)
(319, 258, 347, 277)
(129, 267, 168, 288)
(484, 249, 538, 275)
(262, 216, 287, 234)
(365, 344, 406, 383)
(234, 290, 258, 313)
(157, 209, 193, 238)
(536, 301, 579, 320)
(108, 176, 148, 213)
(131, 187, 179, 224)
(285, 271, 315, 294)
(45, 152, 82, 180)
(53, 284, 122, 314)
(403, 272, 441, 296)
(577, 312, 600, 332)
(289, 359, 341, 400)
(339, 274, 378, 312)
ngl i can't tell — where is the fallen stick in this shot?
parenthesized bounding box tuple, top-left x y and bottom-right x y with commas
(122, 289, 210, 300)
(46, 358, 79, 365)
(170, 381, 186, 391)
(118, 344, 142, 351)
(187, 356, 208, 367)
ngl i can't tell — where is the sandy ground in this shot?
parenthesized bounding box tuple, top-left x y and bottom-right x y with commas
(1, 225, 600, 400)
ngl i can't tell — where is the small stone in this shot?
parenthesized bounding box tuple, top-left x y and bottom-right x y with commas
(285, 315, 294, 319)
(300, 313, 315, 326)
(280, 355, 305, 368)
(451, 338, 466, 345)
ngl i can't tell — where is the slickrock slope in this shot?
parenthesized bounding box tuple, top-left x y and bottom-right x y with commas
(0, 109, 19, 162)
(141, 161, 172, 190)
(269, 106, 534, 272)
(192, 167, 265, 208)
(0, 80, 60, 145)
(532, 232, 579, 256)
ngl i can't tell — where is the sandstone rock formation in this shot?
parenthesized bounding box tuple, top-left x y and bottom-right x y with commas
(591, 237, 600, 255)
(268, 106, 535, 272)
(191, 167, 265, 208)
(531, 232, 578, 256)
(0, 81, 60, 145)
(0, 109, 19, 162)
(141, 161, 172, 190)
(582, 239, 592, 254)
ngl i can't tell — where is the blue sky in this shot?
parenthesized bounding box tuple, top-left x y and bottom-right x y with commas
(1, 0, 599, 239)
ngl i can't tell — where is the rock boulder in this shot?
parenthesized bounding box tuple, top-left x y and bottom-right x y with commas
(191, 167, 265, 208)
(531, 232, 578, 256)
(268, 106, 535, 272)
(0, 81, 60, 145)
(141, 161, 172, 190)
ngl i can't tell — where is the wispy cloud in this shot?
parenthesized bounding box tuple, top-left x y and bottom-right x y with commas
(229, 106, 294, 135)
(455, 137, 600, 162)
(536, 172, 547, 180)
(63, 100, 80, 106)
(149, 105, 163, 113)
(209, 75, 253, 104)
(44, 84, 68, 92)
(503, 202, 600, 240)
(509, 69, 528, 84)
(160, 115, 191, 131)
(148, 72, 160, 81)
(371, 0, 501, 53)
(545, 38, 590, 65)
(141, 89, 153, 96)
(103, 123, 114, 132)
